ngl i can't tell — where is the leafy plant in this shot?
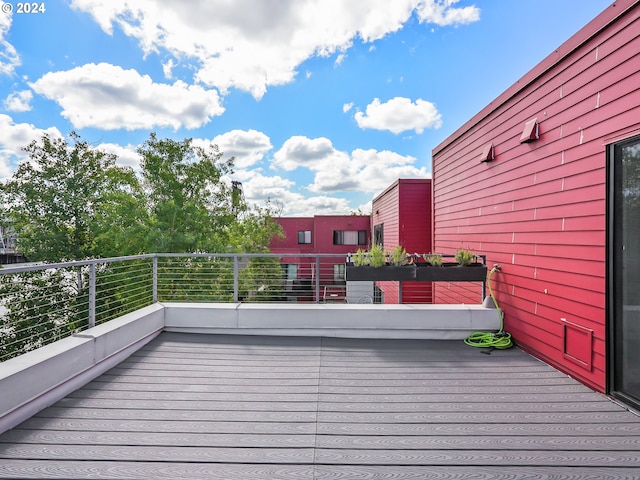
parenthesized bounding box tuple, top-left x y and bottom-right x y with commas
(424, 253, 443, 267)
(389, 245, 408, 266)
(455, 248, 476, 266)
(368, 243, 386, 267)
(352, 248, 369, 266)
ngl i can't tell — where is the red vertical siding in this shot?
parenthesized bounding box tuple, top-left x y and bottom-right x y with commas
(372, 179, 433, 303)
(432, 1, 640, 392)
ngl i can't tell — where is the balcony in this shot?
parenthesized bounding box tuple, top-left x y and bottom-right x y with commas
(1, 254, 639, 477)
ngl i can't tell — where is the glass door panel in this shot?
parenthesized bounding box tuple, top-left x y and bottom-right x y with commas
(612, 137, 640, 406)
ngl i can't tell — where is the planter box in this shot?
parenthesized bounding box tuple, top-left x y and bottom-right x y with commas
(346, 265, 417, 281)
(416, 264, 487, 282)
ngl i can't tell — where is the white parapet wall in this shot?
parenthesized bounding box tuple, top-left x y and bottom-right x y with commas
(163, 302, 501, 340)
(0, 304, 164, 435)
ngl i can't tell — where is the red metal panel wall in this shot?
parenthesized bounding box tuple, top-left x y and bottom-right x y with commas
(399, 180, 433, 303)
(399, 180, 432, 253)
(270, 217, 315, 254)
(372, 182, 401, 304)
(372, 179, 433, 303)
(313, 215, 371, 254)
(432, 2, 640, 392)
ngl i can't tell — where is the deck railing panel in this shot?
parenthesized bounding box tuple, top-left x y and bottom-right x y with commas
(1, 253, 487, 361)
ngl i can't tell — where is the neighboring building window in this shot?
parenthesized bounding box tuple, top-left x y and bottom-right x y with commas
(373, 224, 384, 246)
(281, 263, 298, 280)
(297, 230, 312, 244)
(333, 264, 345, 281)
(333, 230, 367, 245)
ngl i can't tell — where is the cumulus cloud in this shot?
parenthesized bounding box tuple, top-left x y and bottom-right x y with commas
(211, 129, 272, 169)
(272, 136, 343, 172)
(3, 90, 32, 112)
(239, 171, 354, 215)
(98, 142, 140, 170)
(417, 0, 480, 26)
(272, 135, 429, 195)
(0, 11, 20, 76)
(0, 115, 63, 179)
(29, 63, 224, 131)
(70, 0, 480, 99)
(343, 102, 354, 113)
(354, 97, 442, 134)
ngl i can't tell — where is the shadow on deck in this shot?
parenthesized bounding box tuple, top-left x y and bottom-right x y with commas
(1, 332, 639, 479)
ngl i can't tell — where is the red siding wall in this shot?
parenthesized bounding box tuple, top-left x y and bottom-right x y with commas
(270, 215, 371, 301)
(372, 179, 432, 303)
(432, 1, 640, 392)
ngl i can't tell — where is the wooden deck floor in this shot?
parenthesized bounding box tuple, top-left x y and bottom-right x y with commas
(1, 332, 640, 479)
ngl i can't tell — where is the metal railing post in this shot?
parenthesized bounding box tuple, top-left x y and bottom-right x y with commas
(89, 263, 96, 328)
(315, 256, 321, 303)
(233, 256, 239, 303)
(152, 256, 158, 303)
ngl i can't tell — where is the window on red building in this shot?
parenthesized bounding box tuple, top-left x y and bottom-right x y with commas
(297, 230, 312, 244)
(373, 224, 384, 246)
(333, 230, 367, 245)
(333, 264, 345, 281)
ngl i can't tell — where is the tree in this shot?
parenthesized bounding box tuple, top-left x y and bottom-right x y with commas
(138, 133, 236, 253)
(1, 132, 141, 262)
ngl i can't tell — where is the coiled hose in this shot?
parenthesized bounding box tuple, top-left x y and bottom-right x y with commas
(464, 265, 513, 350)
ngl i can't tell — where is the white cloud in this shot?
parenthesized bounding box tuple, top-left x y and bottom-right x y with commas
(272, 135, 429, 195)
(349, 148, 431, 195)
(98, 142, 140, 170)
(211, 129, 272, 169)
(0, 10, 20, 76)
(290, 196, 354, 216)
(417, 0, 480, 26)
(354, 97, 442, 134)
(272, 136, 342, 172)
(343, 102, 354, 113)
(237, 171, 354, 216)
(30, 62, 224, 131)
(161, 58, 176, 79)
(0, 115, 63, 179)
(69, 0, 479, 99)
(3, 90, 32, 112)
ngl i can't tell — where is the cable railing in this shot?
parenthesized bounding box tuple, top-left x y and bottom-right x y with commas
(0, 253, 487, 362)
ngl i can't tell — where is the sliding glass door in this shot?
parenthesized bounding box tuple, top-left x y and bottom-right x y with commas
(609, 136, 640, 409)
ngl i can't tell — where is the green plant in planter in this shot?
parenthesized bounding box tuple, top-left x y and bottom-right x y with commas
(389, 245, 408, 266)
(352, 248, 369, 266)
(455, 247, 477, 266)
(424, 253, 443, 267)
(368, 243, 386, 267)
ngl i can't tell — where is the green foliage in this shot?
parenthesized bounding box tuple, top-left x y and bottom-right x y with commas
(1, 132, 140, 262)
(352, 248, 369, 266)
(368, 243, 386, 267)
(424, 253, 443, 267)
(455, 248, 477, 266)
(389, 245, 408, 266)
(0, 131, 285, 360)
(0, 269, 85, 361)
(138, 133, 235, 253)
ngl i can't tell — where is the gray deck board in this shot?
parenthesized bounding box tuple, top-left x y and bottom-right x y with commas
(1, 332, 640, 479)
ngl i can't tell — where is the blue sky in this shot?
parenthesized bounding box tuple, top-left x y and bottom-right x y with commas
(1, 0, 612, 215)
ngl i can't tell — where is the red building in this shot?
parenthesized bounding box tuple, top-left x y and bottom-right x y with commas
(270, 215, 371, 301)
(371, 179, 432, 303)
(431, 0, 640, 408)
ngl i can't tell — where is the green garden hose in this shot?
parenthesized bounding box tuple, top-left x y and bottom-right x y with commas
(464, 265, 513, 350)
